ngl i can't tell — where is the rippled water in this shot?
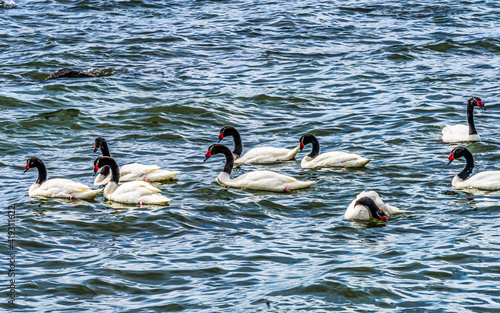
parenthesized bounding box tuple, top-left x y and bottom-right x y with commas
(2, 0, 500, 311)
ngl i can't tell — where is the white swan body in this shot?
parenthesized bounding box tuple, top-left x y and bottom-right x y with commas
(29, 178, 103, 199)
(205, 144, 315, 193)
(234, 145, 300, 165)
(93, 137, 178, 186)
(345, 191, 405, 221)
(452, 171, 500, 190)
(216, 171, 315, 192)
(217, 126, 299, 165)
(25, 157, 102, 200)
(94, 156, 170, 205)
(299, 134, 372, 169)
(94, 163, 178, 186)
(301, 151, 372, 169)
(441, 97, 485, 143)
(103, 181, 170, 205)
(442, 125, 480, 143)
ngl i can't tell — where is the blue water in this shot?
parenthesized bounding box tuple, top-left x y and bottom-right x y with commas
(1, 0, 500, 312)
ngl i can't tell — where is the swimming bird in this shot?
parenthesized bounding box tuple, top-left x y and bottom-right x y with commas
(93, 137, 178, 185)
(447, 146, 500, 190)
(204, 144, 315, 192)
(299, 134, 372, 169)
(442, 97, 485, 142)
(93, 156, 170, 205)
(24, 157, 102, 199)
(217, 126, 300, 165)
(345, 191, 405, 221)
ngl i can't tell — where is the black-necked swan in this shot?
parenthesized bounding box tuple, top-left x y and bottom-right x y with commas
(204, 144, 315, 192)
(93, 137, 178, 185)
(345, 191, 406, 221)
(93, 156, 170, 205)
(24, 157, 102, 199)
(299, 134, 372, 169)
(442, 97, 485, 142)
(217, 126, 300, 165)
(447, 146, 500, 190)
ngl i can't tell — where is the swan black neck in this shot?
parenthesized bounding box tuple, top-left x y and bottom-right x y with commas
(466, 97, 484, 135)
(453, 147, 474, 180)
(355, 197, 386, 221)
(221, 127, 243, 157)
(467, 102, 478, 135)
(207, 144, 234, 175)
(27, 157, 47, 184)
(95, 157, 120, 183)
(95, 137, 111, 157)
(301, 134, 320, 158)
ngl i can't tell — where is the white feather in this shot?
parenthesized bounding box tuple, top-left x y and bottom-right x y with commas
(442, 125, 480, 143)
(103, 181, 170, 205)
(234, 145, 300, 165)
(216, 171, 315, 193)
(29, 178, 103, 199)
(301, 152, 372, 169)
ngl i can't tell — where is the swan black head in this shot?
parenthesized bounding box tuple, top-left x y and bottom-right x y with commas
(218, 126, 238, 143)
(447, 146, 469, 165)
(204, 144, 231, 162)
(468, 97, 485, 110)
(93, 156, 117, 174)
(24, 157, 44, 173)
(94, 137, 107, 153)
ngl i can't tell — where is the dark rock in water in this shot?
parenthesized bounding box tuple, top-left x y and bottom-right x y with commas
(46, 68, 122, 80)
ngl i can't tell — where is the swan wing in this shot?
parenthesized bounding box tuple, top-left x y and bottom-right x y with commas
(30, 178, 102, 199)
(107, 181, 169, 205)
(120, 163, 159, 176)
(453, 171, 500, 190)
(235, 146, 299, 164)
(442, 125, 480, 142)
(218, 171, 315, 192)
(302, 152, 371, 168)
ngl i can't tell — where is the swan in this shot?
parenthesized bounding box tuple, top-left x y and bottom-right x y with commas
(93, 156, 170, 205)
(345, 191, 406, 221)
(299, 134, 372, 169)
(93, 137, 178, 185)
(204, 144, 316, 192)
(442, 97, 485, 142)
(24, 157, 102, 199)
(217, 126, 300, 165)
(447, 146, 500, 190)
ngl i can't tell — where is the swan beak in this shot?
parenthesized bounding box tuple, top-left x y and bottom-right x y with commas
(447, 153, 454, 166)
(204, 150, 212, 162)
(93, 145, 98, 153)
(299, 142, 305, 153)
(375, 209, 388, 222)
(217, 133, 223, 143)
(23, 164, 29, 173)
(92, 164, 99, 176)
(477, 101, 485, 110)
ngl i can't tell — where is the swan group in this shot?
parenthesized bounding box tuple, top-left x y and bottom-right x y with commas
(23, 95, 495, 221)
